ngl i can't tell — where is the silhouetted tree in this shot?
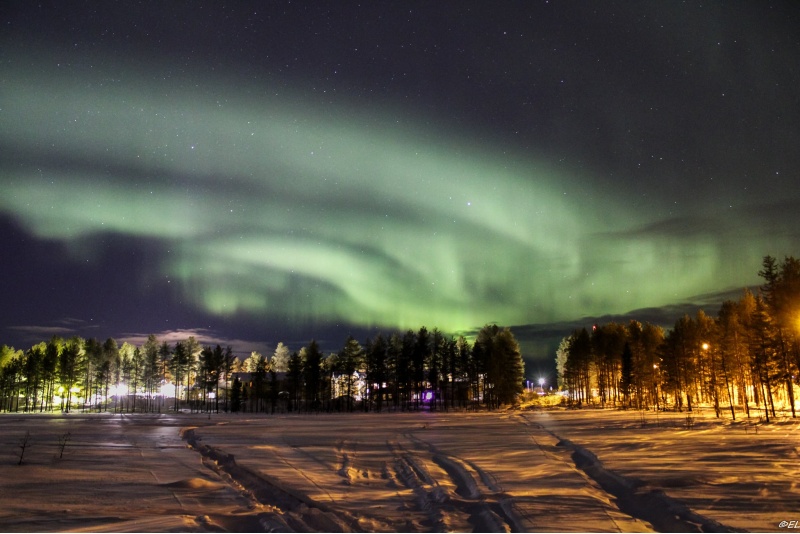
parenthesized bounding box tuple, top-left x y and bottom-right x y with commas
(231, 376, 242, 413)
(475, 324, 525, 407)
(620, 342, 633, 407)
(303, 340, 323, 411)
(365, 334, 388, 412)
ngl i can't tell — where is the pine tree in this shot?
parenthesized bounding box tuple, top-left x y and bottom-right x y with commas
(303, 340, 323, 411)
(476, 324, 524, 407)
(231, 376, 242, 413)
(365, 334, 388, 412)
(620, 343, 633, 408)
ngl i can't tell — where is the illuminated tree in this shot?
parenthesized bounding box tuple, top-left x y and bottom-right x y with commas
(759, 255, 800, 418)
(662, 315, 699, 412)
(142, 334, 160, 411)
(590, 323, 626, 406)
(125, 344, 144, 412)
(717, 299, 749, 419)
(564, 328, 592, 406)
(58, 337, 83, 412)
(22, 344, 43, 412)
(243, 351, 264, 373)
(0, 345, 23, 411)
(102, 337, 120, 412)
(271, 342, 290, 372)
(748, 296, 778, 421)
(555, 336, 569, 390)
(636, 322, 665, 410)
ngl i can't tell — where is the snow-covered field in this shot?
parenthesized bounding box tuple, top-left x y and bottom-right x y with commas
(0, 408, 796, 532)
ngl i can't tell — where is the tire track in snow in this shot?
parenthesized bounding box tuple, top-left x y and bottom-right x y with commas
(385, 439, 446, 512)
(387, 437, 481, 532)
(402, 431, 523, 533)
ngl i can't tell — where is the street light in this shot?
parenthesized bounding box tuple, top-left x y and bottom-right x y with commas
(538, 377, 545, 394)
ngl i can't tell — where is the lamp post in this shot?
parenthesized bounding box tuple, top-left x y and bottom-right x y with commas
(538, 377, 545, 394)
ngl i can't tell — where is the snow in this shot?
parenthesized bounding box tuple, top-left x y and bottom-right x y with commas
(0, 409, 795, 532)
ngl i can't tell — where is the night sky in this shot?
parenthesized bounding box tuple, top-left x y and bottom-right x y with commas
(2, 2, 799, 373)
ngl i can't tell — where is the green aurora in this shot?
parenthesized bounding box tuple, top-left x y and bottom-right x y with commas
(0, 52, 793, 337)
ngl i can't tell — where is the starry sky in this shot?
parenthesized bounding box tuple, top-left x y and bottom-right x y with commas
(2, 2, 799, 373)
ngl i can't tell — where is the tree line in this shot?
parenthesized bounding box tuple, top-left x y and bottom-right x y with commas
(0, 324, 524, 414)
(557, 255, 800, 420)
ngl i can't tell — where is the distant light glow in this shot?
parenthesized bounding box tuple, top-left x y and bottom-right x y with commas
(109, 384, 128, 397)
(160, 382, 176, 398)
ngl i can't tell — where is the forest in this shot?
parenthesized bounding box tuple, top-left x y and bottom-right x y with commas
(0, 323, 524, 414)
(557, 255, 800, 420)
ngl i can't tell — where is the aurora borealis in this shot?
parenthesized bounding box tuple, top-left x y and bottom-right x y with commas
(2, 2, 799, 364)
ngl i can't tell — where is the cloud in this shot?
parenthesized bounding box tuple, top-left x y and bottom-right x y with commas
(8, 325, 74, 339)
(7, 318, 100, 345)
(116, 328, 274, 358)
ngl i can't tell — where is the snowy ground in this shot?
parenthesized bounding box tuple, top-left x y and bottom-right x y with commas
(0, 408, 796, 532)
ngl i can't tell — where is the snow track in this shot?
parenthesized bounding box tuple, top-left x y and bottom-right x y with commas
(386, 434, 519, 532)
(7, 412, 785, 531)
(518, 413, 744, 533)
(404, 432, 522, 532)
(177, 413, 668, 532)
(182, 427, 362, 532)
(558, 437, 740, 533)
